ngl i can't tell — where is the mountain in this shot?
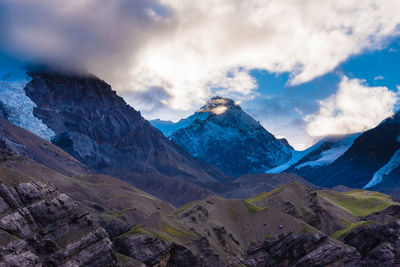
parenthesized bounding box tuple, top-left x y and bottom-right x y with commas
(267, 112, 400, 200)
(267, 133, 361, 174)
(0, 71, 234, 205)
(269, 113, 400, 198)
(2, 117, 400, 265)
(152, 96, 291, 176)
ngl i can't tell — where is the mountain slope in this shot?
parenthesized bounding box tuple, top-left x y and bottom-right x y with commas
(268, 133, 360, 174)
(0, 71, 236, 205)
(153, 96, 291, 176)
(2, 125, 400, 265)
(22, 71, 228, 182)
(278, 114, 400, 196)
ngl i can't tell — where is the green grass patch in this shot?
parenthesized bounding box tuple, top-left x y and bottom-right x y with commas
(116, 225, 172, 241)
(151, 231, 171, 241)
(228, 207, 238, 221)
(300, 223, 310, 234)
(265, 233, 275, 239)
(162, 224, 193, 238)
(244, 200, 267, 213)
(117, 225, 151, 238)
(331, 221, 375, 239)
(318, 189, 398, 217)
(172, 202, 194, 215)
(246, 185, 286, 204)
(109, 207, 136, 218)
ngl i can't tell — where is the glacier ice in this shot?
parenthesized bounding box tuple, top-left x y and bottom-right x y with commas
(266, 143, 322, 173)
(0, 78, 55, 141)
(363, 136, 400, 189)
(295, 133, 360, 170)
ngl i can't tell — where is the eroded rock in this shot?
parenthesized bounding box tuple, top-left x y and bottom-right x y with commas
(0, 180, 117, 266)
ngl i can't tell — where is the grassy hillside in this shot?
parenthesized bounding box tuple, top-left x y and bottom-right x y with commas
(317, 189, 398, 217)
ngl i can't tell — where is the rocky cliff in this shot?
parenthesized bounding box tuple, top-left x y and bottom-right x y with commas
(0, 180, 117, 266)
(23, 72, 227, 182)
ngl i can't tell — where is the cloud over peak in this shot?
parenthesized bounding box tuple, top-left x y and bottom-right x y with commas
(1, 0, 400, 121)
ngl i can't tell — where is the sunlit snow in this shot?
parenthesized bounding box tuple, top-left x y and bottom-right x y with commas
(267, 133, 361, 173)
(266, 141, 322, 173)
(295, 133, 360, 170)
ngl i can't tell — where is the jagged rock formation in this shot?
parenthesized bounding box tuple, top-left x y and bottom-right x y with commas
(245, 232, 360, 266)
(340, 219, 400, 265)
(154, 96, 291, 176)
(0, 180, 117, 266)
(116, 234, 198, 266)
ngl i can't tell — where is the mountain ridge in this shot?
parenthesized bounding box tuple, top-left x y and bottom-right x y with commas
(153, 96, 292, 176)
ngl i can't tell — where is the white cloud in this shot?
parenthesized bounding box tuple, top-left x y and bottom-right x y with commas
(123, 0, 400, 120)
(2, 0, 400, 121)
(374, 75, 385, 80)
(306, 76, 398, 137)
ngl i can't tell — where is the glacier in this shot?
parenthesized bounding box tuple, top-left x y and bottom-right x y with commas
(295, 133, 361, 170)
(267, 133, 361, 173)
(0, 78, 55, 141)
(363, 136, 400, 189)
(266, 143, 322, 173)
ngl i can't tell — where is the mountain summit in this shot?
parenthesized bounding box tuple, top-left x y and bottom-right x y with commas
(153, 96, 291, 176)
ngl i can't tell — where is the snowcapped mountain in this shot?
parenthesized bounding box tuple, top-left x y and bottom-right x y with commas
(152, 96, 291, 176)
(267, 133, 360, 173)
(0, 70, 234, 205)
(267, 112, 400, 199)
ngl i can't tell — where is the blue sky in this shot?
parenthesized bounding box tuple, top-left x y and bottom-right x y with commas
(238, 37, 400, 149)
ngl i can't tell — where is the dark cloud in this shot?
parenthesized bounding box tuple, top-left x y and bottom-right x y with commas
(122, 86, 172, 114)
(0, 0, 171, 73)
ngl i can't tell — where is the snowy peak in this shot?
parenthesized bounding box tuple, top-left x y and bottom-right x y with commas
(198, 96, 238, 115)
(153, 96, 291, 177)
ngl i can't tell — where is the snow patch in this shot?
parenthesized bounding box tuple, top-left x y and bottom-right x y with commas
(364, 150, 400, 189)
(0, 78, 55, 141)
(266, 142, 322, 173)
(363, 135, 400, 189)
(210, 105, 227, 115)
(295, 133, 360, 170)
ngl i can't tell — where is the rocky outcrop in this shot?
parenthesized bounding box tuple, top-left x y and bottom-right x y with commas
(0, 180, 117, 266)
(341, 220, 400, 266)
(115, 233, 227, 267)
(245, 232, 360, 266)
(116, 234, 197, 266)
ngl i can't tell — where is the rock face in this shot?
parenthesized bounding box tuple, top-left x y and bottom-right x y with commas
(0, 180, 117, 266)
(245, 232, 360, 266)
(155, 96, 291, 177)
(14, 71, 232, 205)
(340, 220, 400, 266)
(116, 234, 198, 266)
